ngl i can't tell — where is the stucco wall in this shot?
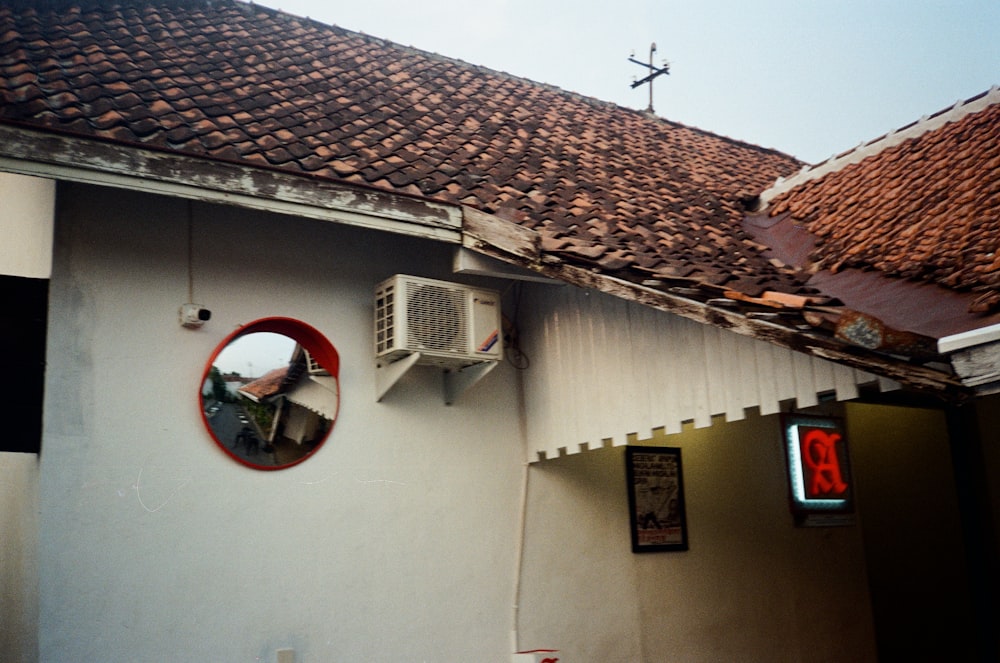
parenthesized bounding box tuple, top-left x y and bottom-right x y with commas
(34, 180, 931, 663)
(39, 183, 525, 661)
(0, 170, 49, 663)
(517, 410, 878, 663)
(0, 452, 39, 663)
(0, 171, 53, 279)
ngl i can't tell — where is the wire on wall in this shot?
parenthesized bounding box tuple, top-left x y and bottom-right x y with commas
(187, 199, 195, 303)
(504, 282, 530, 370)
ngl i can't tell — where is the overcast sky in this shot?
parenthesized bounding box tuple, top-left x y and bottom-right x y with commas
(264, 0, 999, 164)
(214, 332, 296, 377)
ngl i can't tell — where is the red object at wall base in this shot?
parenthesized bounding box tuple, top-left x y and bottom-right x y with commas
(513, 650, 561, 663)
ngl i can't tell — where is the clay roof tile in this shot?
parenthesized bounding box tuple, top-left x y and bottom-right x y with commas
(2, 0, 807, 295)
(768, 98, 1000, 301)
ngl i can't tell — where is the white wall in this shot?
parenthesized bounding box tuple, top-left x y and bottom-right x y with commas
(0, 170, 49, 663)
(518, 283, 893, 460)
(37, 180, 884, 663)
(0, 172, 54, 279)
(39, 183, 525, 662)
(0, 452, 39, 663)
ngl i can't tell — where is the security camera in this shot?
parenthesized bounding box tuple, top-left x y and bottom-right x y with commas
(179, 303, 211, 329)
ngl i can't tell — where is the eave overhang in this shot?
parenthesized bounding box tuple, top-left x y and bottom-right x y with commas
(0, 123, 461, 242)
(462, 208, 969, 398)
(939, 329, 1000, 396)
(0, 122, 973, 398)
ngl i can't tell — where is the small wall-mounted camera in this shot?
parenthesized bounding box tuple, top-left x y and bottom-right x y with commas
(179, 303, 211, 329)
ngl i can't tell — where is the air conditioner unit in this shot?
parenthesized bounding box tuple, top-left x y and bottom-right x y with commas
(375, 274, 502, 368)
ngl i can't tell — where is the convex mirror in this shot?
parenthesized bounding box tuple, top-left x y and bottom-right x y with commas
(200, 318, 340, 470)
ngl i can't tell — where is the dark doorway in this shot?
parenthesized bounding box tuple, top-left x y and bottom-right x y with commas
(1, 274, 47, 454)
(848, 402, 979, 661)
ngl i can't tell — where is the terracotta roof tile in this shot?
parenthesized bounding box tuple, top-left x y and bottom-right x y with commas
(239, 366, 288, 400)
(767, 98, 1000, 306)
(1, 0, 805, 295)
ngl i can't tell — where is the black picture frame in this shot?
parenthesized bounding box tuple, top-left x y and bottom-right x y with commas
(625, 446, 689, 552)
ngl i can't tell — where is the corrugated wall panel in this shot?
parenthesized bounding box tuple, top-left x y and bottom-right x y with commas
(791, 349, 820, 408)
(632, 303, 660, 438)
(772, 345, 799, 404)
(702, 324, 727, 425)
(737, 332, 763, 417)
(811, 353, 837, 394)
(834, 364, 861, 401)
(519, 284, 886, 461)
(717, 323, 743, 421)
(754, 341, 780, 415)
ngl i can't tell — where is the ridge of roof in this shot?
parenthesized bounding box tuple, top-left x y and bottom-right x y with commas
(1, 0, 796, 162)
(760, 85, 1000, 205)
(755, 84, 1000, 325)
(296, 6, 798, 162)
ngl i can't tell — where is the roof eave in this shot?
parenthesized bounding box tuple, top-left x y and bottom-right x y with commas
(938, 322, 1000, 354)
(941, 334, 1000, 396)
(0, 123, 966, 399)
(0, 123, 462, 243)
(463, 207, 967, 398)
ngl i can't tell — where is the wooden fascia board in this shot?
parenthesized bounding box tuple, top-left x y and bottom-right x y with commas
(462, 206, 540, 258)
(0, 124, 461, 242)
(545, 265, 963, 395)
(462, 206, 966, 397)
(948, 340, 1000, 395)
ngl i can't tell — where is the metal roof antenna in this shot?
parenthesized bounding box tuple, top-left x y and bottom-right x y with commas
(629, 42, 670, 114)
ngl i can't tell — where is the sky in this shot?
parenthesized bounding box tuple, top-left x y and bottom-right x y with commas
(263, 0, 1000, 164)
(213, 332, 296, 377)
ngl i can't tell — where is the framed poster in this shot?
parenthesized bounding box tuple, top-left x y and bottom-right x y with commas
(625, 446, 688, 552)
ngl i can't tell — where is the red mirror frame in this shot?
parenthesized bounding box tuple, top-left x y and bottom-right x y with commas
(199, 317, 340, 470)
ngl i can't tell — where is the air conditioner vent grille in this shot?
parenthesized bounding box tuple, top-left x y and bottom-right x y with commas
(406, 283, 467, 353)
(375, 284, 395, 355)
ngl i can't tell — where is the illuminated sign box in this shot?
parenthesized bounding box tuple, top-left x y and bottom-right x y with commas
(782, 414, 855, 527)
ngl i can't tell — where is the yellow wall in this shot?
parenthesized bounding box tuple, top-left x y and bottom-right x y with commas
(847, 401, 982, 661)
(518, 407, 877, 662)
(975, 394, 1000, 543)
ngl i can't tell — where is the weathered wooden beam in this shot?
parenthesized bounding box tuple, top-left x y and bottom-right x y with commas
(462, 206, 539, 259)
(0, 124, 462, 242)
(463, 211, 966, 396)
(566, 266, 964, 394)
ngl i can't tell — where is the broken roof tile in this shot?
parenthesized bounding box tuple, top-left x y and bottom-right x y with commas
(767, 95, 1000, 304)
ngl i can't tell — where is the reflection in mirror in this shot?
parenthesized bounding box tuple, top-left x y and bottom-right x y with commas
(200, 321, 339, 470)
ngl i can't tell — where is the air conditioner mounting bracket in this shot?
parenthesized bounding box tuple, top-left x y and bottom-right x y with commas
(443, 360, 498, 405)
(375, 352, 498, 404)
(375, 352, 422, 402)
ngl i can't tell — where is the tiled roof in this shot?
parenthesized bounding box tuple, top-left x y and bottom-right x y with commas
(238, 366, 288, 400)
(765, 90, 1000, 313)
(0, 0, 806, 295)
